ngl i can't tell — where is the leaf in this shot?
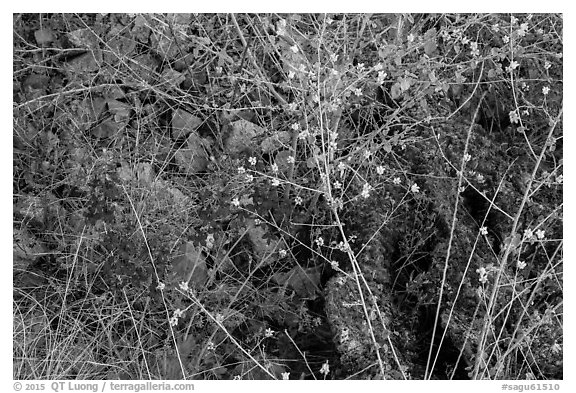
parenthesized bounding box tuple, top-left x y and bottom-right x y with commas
(272, 265, 321, 299)
(390, 82, 402, 100)
(34, 29, 55, 45)
(172, 242, 209, 288)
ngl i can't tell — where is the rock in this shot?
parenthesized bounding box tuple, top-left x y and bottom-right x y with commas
(171, 242, 209, 289)
(261, 131, 292, 153)
(224, 119, 266, 156)
(172, 109, 202, 140)
(174, 132, 211, 174)
(34, 29, 55, 45)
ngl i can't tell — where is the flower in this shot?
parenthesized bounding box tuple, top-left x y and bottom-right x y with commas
(361, 183, 373, 199)
(542, 86, 550, 95)
(281, 372, 290, 380)
(169, 316, 179, 326)
(376, 165, 385, 175)
(480, 226, 488, 236)
(377, 71, 388, 84)
(315, 237, 324, 247)
(517, 260, 527, 270)
(374, 62, 383, 71)
(271, 178, 280, 187)
(290, 45, 299, 53)
(271, 163, 279, 173)
(294, 196, 303, 205)
(245, 174, 254, 182)
(508, 60, 520, 71)
(206, 233, 215, 249)
(476, 266, 488, 284)
(233, 375, 241, 380)
(279, 249, 287, 258)
(407, 33, 415, 43)
(249, 156, 257, 166)
(237, 166, 246, 174)
(333, 180, 342, 189)
(231, 197, 240, 207)
(411, 183, 420, 193)
(291, 122, 300, 131)
(265, 328, 274, 338)
(174, 308, 184, 318)
(288, 70, 295, 79)
(544, 61, 551, 70)
(363, 150, 371, 159)
(354, 88, 362, 96)
(509, 110, 520, 124)
(179, 282, 189, 292)
(503, 35, 510, 44)
(320, 360, 330, 377)
(287, 155, 295, 164)
(206, 341, 215, 351)
(156, 281, 165, 291)
(330, 260, 339, 270)
(330, 53, 338, 62)
(463, 153, 471, 162)
(536, 229, 546, 240)
(393, 177, 401, 185)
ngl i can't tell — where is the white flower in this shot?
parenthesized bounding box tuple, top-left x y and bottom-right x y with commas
(463, 153, 471, 162)
(508, 60, 520, 72)
(290, 45, 299, 53)
(363, 150, 371, 159)
(233, 375, 241, 380)
(237, 166, 246, 174)
(354, 88, 362, 96)
(206, 233, 215, 249)
(320, 360, 330, 377)
(206, 341, 215, 351)
(542, 86, 550, 95)
(294, 196, 303, 205)
(215, 313, 224, 324)
(179, 282, 189, 292)
(281, 372, 290, 380)
(288, 70, 295, 79)
(544, 61, 551, 70)
(517, 260, 527, 270)
(245, 174, 254, 182)
(315, 237, 324, 247)
(376, 166, 385, 175)
(279, 249, 287, 258)
(510, 15, 518, 25)
(480, 226, 488, 236)
(231, 197, 240, 207)
(509, 110, 520, 124)
(291, 122, 300, 131)
(361, 183, 373, 199)
(248, 156, 257, 166)
(393, 177, 401, 185)
(411, 183, 420, 193)
(271, 163, 279, 173)
(156, 281, 165, 291)
(374, 62, 383, 71)
(287, 155, 295, 164)
(536, 229, 545, 240)
(330, 53, 338, 62)
(288, 102, 298, 111)
(476, 173, 485, 183)
(333, 180, 342, 189)
(524, 228, 534, 240)
(330, 260, 339, 270)
(407, 33, 415, 43)
(271, 178, 280, 187)
(265, 328, 274, 338)
(518, 23, 528, 37)
(377, 71, 388, 85)
(476, 267, 488, 284)
(169, 316, 179, 326)
(503, 35, 510, 44)
(174, 308, 184, 318)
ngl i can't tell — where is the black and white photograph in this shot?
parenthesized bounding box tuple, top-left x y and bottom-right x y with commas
(12, 11, 564, 386)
